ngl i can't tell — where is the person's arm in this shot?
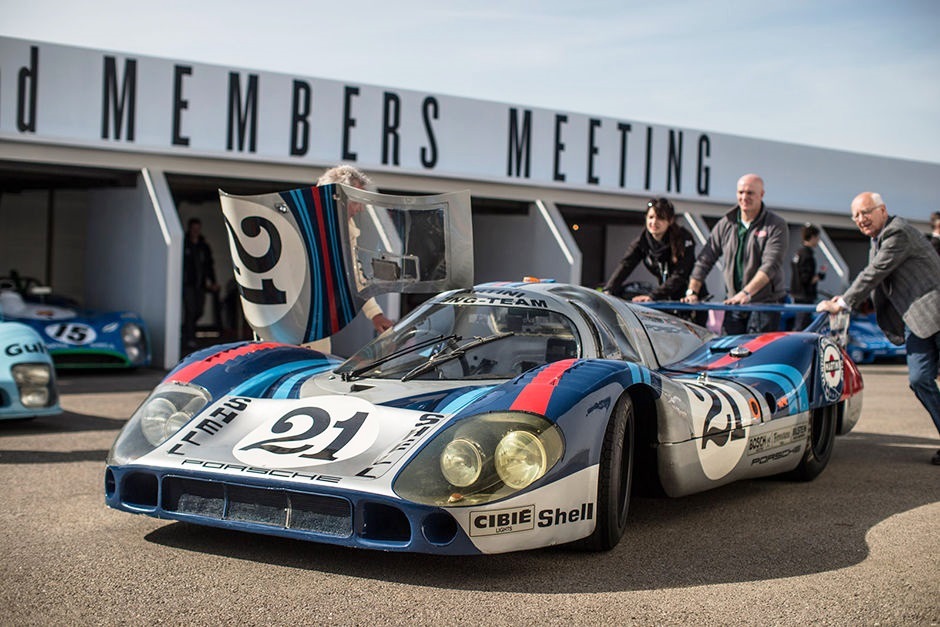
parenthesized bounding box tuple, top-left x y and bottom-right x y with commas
(652, 236, 695, 300)
(841, 225, 911, 309)
(726, 271, 771, 304)
(603, 235, 644, 296)
(682, 228, 722, 302)
(361, 297, 394, 333)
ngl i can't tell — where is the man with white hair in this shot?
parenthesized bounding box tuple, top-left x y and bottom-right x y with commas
(306, 165, 394, 353)
(817, 192, 940, 465)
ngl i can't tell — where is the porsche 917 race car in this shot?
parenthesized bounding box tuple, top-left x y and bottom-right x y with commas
(0, 319, 61, 420)
(0, 275, 150, 369)
(105, 184, 864, 555)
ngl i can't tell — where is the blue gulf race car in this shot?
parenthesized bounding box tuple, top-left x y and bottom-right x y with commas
(0, 275, 150, 369)
(0, 319, 61, 420)
(104, 184, 864, 555)
(846, 313, 906, 364)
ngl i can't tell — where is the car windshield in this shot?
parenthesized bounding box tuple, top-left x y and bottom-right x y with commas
(336, 303, 581, 381)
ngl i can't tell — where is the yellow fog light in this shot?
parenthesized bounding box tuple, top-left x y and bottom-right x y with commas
(495, 430, 547, 489)
(440, 438, 483, 487)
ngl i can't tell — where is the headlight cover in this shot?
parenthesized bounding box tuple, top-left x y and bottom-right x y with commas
(107, 381, 210, 465)
(121, 322, 148, 364)
(12, 363, 55, 408)
(394, 411, 564, 507)
(121, 323, 143, 345)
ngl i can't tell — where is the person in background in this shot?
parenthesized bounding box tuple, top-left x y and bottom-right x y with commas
(603, 197, 706, 323)
(181, 217, 218, 350)
(306, 165, 394, 353)
(682, 174, 789, 334)
(927, 211, 940, 256)
(790, 223, 826, 330)
(817, 192, 940, 465)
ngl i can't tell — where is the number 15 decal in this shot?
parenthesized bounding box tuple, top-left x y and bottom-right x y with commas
(234, 398, 380, 468)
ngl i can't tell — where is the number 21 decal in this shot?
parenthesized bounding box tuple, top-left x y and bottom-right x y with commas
(234, 398, 380, 468)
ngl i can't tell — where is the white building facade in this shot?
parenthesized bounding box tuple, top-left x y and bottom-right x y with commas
(2, 37, 938, 368)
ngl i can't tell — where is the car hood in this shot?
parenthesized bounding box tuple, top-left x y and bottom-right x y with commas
(135, 392, 454, 494)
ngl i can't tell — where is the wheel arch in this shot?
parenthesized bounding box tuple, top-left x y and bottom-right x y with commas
(623, 383, 664, 496)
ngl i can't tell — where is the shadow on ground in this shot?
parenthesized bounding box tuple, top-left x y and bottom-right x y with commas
(55, 368, 166, 394)
(143, 430, 939, 593)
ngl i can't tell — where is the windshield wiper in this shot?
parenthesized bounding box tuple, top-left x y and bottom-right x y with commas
(341, 334, 459, 382)
(400, 332, 515, 382)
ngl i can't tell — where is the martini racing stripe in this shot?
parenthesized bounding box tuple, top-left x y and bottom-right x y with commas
(281, 186, 357, 342)
(706, 332, 788, 370)
(265, 364, 338, 399)
(439, 386, 497, 413)
(168, 342, 285, 384)
(510, 358, 579, 415)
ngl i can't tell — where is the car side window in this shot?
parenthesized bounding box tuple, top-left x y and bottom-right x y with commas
(563, 298, 641, 362)
(631, 306, 713, 365)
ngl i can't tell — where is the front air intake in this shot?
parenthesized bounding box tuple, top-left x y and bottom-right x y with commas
(160, 477, 352, 536)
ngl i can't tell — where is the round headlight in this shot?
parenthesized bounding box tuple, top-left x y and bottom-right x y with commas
(440, 438, 483, 487)
(495, 430, 547, 489)
(126, 345, 140, 362)
(140, 397, 177, 445)
(122, 323, 142, 345)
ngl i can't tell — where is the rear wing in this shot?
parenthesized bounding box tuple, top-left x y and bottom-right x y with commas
(219, 184, 473, 344)
(642, 301, 850, 347)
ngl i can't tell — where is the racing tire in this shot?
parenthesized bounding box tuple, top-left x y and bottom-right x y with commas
(789, 403, 837, 481)
(578, 394, 634, 551)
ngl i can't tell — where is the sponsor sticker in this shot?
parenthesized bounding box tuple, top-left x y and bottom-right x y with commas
(819, 338, 844, 402)
(470, 505, 536, 537)
(747, 423, 808, 456)
(44, 322, 96, 345)
(233, 396, 381, 468)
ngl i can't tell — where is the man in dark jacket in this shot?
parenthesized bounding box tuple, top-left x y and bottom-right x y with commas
(682, 174, 789, 334)
(182, 217, 218, 349)
(818, 192, 940, 465)
(790, 223, 825, 329)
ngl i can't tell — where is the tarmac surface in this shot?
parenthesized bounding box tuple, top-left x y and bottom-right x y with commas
(1, 363, 938, 626)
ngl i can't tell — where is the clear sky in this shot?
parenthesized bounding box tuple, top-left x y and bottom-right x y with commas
(3, 0, 939, 164)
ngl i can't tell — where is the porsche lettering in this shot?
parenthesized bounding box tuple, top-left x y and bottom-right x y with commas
(179, 458, 341, 482)
(750, 445, 802, 465)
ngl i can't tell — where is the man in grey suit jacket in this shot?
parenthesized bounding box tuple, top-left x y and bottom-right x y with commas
(817, 192, 940, 465)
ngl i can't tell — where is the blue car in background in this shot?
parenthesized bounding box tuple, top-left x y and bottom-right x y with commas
(0, 319, 61, 420)
(845, 313, 906, 364)
(0, 274, 150, 369)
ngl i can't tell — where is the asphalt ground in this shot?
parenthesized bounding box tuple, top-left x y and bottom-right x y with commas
(1, 363, 938, 626)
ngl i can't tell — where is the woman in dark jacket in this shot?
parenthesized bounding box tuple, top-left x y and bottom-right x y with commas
(603, 197, 706, 320)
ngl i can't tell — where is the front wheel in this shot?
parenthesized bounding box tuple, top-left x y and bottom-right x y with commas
(578, 394, 634, 551)
(789, 403, 837, 481)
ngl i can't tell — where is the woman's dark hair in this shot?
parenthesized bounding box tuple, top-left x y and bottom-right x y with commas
(646, 197, 684, 262)
(801, 223, 820, 241)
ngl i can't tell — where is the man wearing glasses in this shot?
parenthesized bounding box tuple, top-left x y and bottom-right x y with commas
(817, 192, 940, 465)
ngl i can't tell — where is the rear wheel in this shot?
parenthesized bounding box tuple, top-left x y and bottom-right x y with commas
(578, 395, 634, 551)
(789, 403, 837, 481)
